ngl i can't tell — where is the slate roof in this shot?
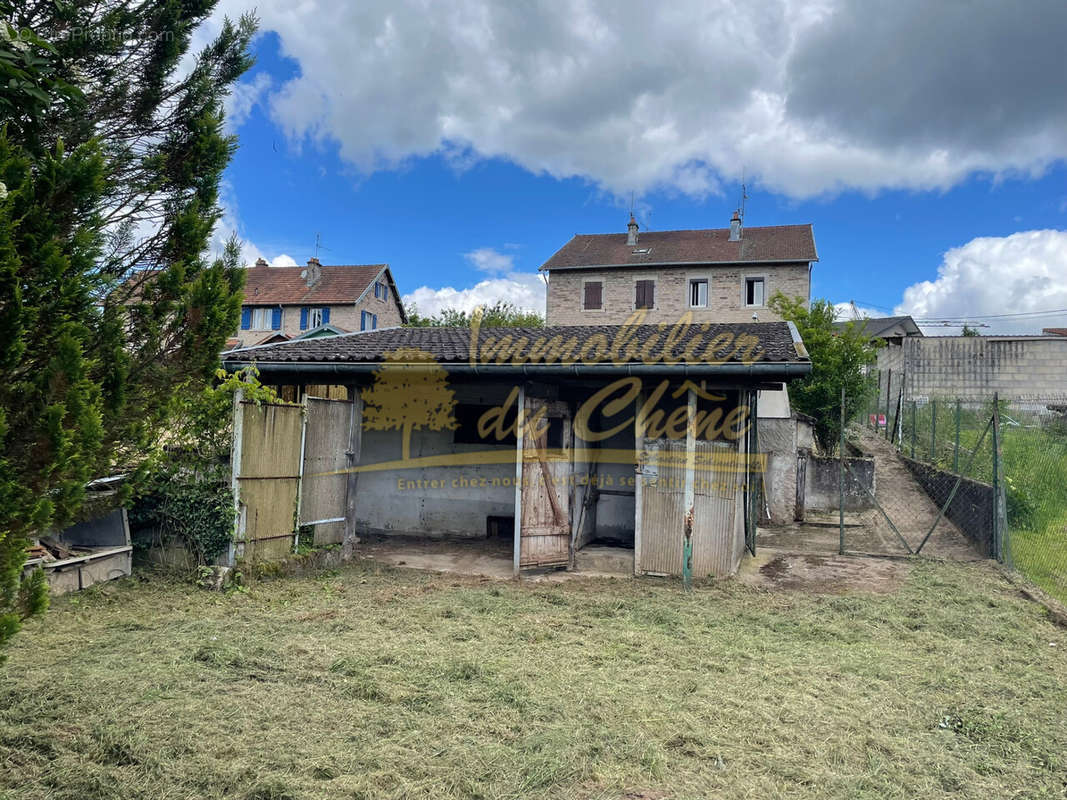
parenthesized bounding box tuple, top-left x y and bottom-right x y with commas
(242, 263, 388, 305)
(540, 224, 817, 271)
(222, 322, 808, 368)
(833, 315, 923, 339)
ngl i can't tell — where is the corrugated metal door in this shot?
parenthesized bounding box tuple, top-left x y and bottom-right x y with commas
(637, 438, 686, 575)
(519, 398, 571, 568)
(299, 397, 351, 545)
(638, 438, 740, 578)
(235, 401, 304, 561)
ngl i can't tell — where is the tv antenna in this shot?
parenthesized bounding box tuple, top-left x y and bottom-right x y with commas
(314, 232, 331, 259)
(738, 169, 749, 225)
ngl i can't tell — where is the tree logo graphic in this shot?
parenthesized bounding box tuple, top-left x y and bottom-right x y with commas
(361, 348, 457, 461)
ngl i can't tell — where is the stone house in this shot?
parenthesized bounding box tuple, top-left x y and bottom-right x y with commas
(540, 213, 818, 326)
(230, 258, 406, 348)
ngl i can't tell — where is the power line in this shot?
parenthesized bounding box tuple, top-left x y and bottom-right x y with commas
(913, 307, 1067, 321)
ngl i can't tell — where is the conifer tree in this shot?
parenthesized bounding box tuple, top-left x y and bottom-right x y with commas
(0, 2, 256, 652)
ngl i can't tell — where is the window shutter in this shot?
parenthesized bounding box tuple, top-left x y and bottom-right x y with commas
(322, 307, 330, 324)
(299, 308, 308, 330)
(636, 279, 654, 309)
(371, 314, 378, 330)
(584, 281, 602, 310)
(240, 307, 251, 330)
(360, 311, 367, 331)
(271, 307, 282, 330)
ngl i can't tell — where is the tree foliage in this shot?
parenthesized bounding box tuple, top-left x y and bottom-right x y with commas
(767, 293, 881, 452)
(405, 300, 544, 328)
(0, 3, 255, 651)
(129, 368, 280, 565)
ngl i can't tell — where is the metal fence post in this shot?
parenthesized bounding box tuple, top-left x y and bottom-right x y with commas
(930, 399, 937, 462)
(910, 401, 916, 459)
(954, 399, 961, 473)
(839, 386, 846, 556)
(885, 368, 892, 440)
(991, 393, 1004, 563)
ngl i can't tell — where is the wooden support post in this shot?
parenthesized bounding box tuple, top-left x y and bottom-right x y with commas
(632, 388, 645, 576)
(341, 389, 363, 561)
(512, 384, 526, 576)
(682, 386, 697, 591)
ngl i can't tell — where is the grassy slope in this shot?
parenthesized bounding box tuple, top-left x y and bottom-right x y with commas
(1, 562, 1065, 800)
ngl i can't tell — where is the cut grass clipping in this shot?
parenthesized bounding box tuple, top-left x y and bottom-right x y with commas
(2, 559, 1065, 799)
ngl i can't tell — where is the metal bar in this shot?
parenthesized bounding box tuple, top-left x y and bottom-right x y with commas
(845, 461, 914, 554)
(914, 413, 992, 554)
(954, 399, 961, 473)
(885, 368, 892, 440)
(301, 516, 346, 526)
(930, 399, 937, 462)
(632, 389, 645, 576)
(991, 393, 1005, 563)
(235, 475, 302, 481)
(910, 401, 916, 459)
(839, 386, 845, 555)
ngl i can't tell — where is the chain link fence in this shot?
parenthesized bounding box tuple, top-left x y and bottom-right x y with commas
(852, 372, 1067, 604)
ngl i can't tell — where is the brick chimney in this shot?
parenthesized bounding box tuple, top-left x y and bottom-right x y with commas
(729, 210, 742, 242)
(305, 257, 322, 288)
(626, 214, 639, 246)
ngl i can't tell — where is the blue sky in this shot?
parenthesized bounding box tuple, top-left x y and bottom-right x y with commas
(208, 5, 1067, 334)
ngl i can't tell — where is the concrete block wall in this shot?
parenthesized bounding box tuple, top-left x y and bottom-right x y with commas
(885, 337, 1067, 401)
(546, 263, 811, 326)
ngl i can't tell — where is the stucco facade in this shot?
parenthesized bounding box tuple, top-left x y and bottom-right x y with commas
(545, 262, 811, 326)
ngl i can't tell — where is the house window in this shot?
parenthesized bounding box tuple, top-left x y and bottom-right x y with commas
(250, 307, 273, 330)
(583, 280, 603, 311)
(361, 310, 378, 331)
(689, 278, 709, 308)
(373, 280, 387, 300)
(308, 308, 324, 328)
(745, 277, 765, 307)
(299, 307, 330, 330)
(635, 279, 655, 309)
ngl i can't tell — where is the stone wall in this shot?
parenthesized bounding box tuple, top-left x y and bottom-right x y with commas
(901, 456, 994, 557)
(546, 262, 811, 326)
(804, 455, 875, 513)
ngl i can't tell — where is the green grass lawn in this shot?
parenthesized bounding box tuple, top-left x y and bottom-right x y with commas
(2, 560, 1066, 800)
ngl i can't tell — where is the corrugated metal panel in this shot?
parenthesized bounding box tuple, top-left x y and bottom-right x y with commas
(638, 438, 686, 575)
(300, 398, 350, 545)
(237, 402, 303, 560)
(639, 438, 741, 578)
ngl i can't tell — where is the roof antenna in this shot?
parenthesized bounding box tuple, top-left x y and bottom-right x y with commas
(314, 232, 331, 260)
(738, 168, 749, 227)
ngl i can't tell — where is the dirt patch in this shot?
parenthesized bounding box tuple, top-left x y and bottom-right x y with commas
(740, 550, 910, 594)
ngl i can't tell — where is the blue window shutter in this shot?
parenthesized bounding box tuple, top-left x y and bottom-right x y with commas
(372, 314, 378, 330)
(299, 307, 308, 330)
(360, 311, 367, 331)
(322, 307, 330, 324)
(271, 307, 282, 330)
(240, 307, 251, 330)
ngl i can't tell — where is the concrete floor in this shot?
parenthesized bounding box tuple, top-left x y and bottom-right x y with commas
(355, 535, 637, 579)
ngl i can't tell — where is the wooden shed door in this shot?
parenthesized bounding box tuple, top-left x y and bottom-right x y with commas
(637, 438, 685, 575)
(519, 398, 571, 568)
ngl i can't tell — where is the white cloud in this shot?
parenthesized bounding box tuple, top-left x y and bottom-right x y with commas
(895, 229, 1067, 334)
(225, 71, 272, 132)
(206, 0, 1067, 199)
(403, 272, 546, 318)
(464, 247, 515, 274)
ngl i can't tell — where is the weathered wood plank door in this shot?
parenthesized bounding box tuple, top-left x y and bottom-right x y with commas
(519, 397, 572, 568)
(637, 438, 686, 575)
